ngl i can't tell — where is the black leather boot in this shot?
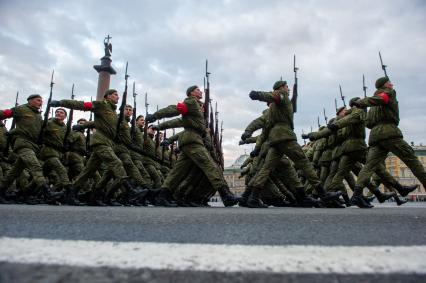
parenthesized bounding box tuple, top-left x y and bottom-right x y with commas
(294, 188, 322, 207)
(315, 185, 342, 203)
(40, 183, 64, 202)
(217, 185, 240, 207)
(393, 183, 419, 197)
(238, 187, 252, 207)
(155, 188, 178, 207)
(122, 180, 149, 203)
(247, 188, 268, 208)
(373, 188, 395, 203)
(394, 194, 408, 206)
(350, 187, 374, 208)
(342, 194, 352, 207)
(65, 185, 85, 206)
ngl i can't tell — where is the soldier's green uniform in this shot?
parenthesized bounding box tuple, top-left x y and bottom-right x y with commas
(66, 128, 88, 180)
(351, 77, 425, 207)
(247, 81, 340, 207)
(39, 117, 70, 190)
(150, 87, 238, 207)
(141, 132, 163, 188)
(56, 96, 139, 203)
(1, 104, 46, 188)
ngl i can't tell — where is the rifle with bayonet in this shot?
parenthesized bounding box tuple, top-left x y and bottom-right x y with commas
(86, 97, 93, 156)
(116, 62, 129, 141)
(143, 92, 149, 141)
(334, 98, 338, 113)
(204, 60, 210, 126)
(323, 108, 328, 124)
(37, 70, 55, 145)
(291, 54, 299, 113)
(339, 84, 346, 108)
(161, 129, 167, 163)
(317, 116, 320, 128)
(3, 91, 19, 157)
(362, 74, 367, 98)
(63, 84, 75, 150)
(301, 129, 306, 145)
(219, 121, 224, 169)
(155, 105, 160, 153)
(379, 51, 388, 78)
(131, 82, 138, 142)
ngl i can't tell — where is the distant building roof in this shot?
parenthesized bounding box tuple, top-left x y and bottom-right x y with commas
(224, 154, 250, 171)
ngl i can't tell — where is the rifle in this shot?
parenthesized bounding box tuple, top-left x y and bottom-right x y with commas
(291, 54, 299, 113)
(339, 84, 346, 108)
(301, 129, 306, 145)
(37, 70, 54, 144)
(214, 102, 219, 149)
(161, 129, 167, 162)
(204, 59, 210, 126)
(362, 74, 367, 98)
(155, 105, 160, 152)
(3, 91, 19, 156)
(86, 96, 93, 156)
(379, 51, 388, 78)
(317, 116, 320, 128)
(323, 108, 328, 124)
(169, 128, 175, 165)
(63, 84, 75, 148)
(131, 81, 138, 141)
(143, 92, 149, 141)
(219, 121, 224, 169)
(334, 98, 338, 113)
(116, 62, 129, 141)
(209, 102, 214, 140)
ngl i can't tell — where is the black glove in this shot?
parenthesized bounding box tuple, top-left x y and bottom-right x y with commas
(250, 148, 260, 157)
(63, 141, 70, 152)
(308, 133, 315, 142)
(49, 100, 61, 107)
(327, 123, 339, 132)
(249, 91, 260, 100)
(145, 114, 156, 123)
(72, 124, 85, 131)
(160, 139, 170, 147)
(301, 133, 309, 140)
(174, 147, 181, 154)
(238, 140, 246, 145)
(151, 124, 160, 131)
(241, 131, 252, 141)
(350, 99, 364, 108)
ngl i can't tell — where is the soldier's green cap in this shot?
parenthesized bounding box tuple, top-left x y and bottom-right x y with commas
(55, 107, 67, 117)
(349, 97, 360, 107)
(336, 106, 345, 115)
(375, 77, 389, 89)
(186, 85, 198, 96)
(273, 80, 287, 90)
(104, 89, 118, 98)
(27, 94, 42, 101)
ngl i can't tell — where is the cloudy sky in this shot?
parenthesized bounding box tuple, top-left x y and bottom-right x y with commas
(1, 0, 425, 166)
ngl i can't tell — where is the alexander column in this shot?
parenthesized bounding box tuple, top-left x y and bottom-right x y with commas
(94, 35, 116, 101)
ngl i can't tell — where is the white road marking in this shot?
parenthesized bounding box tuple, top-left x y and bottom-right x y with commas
(0, 237, 425, 274)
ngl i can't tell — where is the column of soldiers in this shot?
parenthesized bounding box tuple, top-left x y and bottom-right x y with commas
(0, 86, 239, 207)
(239, 76, 423, 208)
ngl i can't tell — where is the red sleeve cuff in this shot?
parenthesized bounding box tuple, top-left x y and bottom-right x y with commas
(376, 92, 389, 104)
(177, 102, 188, 115)
(1, 109, 13, 119)
(273, 94, 281, 105)
(83, 102, 93, 110)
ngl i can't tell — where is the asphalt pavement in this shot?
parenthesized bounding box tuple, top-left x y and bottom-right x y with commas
(1, 203, 426, 282)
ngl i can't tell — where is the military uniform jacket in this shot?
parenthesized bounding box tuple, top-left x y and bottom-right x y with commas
(154, 96, 205, 148)
(39, 118, 66, 160)
(356, 87, 402, 146)
(334, 107, 367, 154)
(1, 104, 43, 152)
(256, 90, 297, 144)
(60, 99, 119, 148)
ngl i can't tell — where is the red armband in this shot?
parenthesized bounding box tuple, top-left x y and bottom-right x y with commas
(83, 102, 93, 110)
(177, 102, 188, 115)
(1, 109, 13, 119)
(376, 92, 389, 104)
(273, 94, 281, 105)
